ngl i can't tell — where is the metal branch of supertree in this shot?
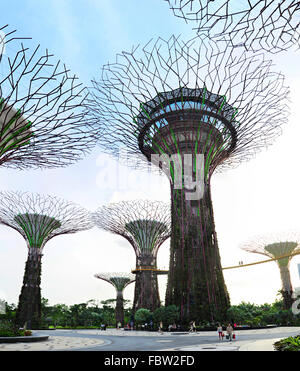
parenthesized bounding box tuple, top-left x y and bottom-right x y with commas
(93, 200, 171, 260)
(0, 24, 98, 170)
(89, 34, 289, 174)
(240, 231, 300, 309)
(164, 1, 300, 53)
(0, 190, 93, 329)
(94, 272, 136, 292)
(0, 191, 93, 251)
(240, 231, 300, 262)
(93, 200, 171, 313)
(0, 25, 31, 60)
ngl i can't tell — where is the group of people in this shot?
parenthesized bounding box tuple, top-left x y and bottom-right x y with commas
(217, 323, 235, 341)
(168, 323, 178, 332)
(117, 320, 235, 339)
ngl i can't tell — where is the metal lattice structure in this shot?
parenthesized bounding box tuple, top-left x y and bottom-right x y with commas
(92, 200, 171, 313)
(88, 34, 289, 323)
(165, 0, 300, 53)
(0, 191, 93, 328)
(0, 24, 30, 59)
(0, 24, 97, 170)
(94, 272, 135, 326)
(241, 232, 300, 310)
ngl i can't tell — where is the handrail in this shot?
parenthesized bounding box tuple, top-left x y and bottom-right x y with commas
(222, 250, 300, 270)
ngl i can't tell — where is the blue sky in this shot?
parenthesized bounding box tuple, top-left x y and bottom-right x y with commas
(0, 0, 300, 308)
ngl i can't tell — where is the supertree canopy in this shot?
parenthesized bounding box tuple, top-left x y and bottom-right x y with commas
(0, 191, 93, 328)
(0, 24, 97, 170)
(164, 0, 300, 53)
(92, 200, 171, 313)
(88, 34, 289, 323)
(241, 233, 300, 310)
(94, 272, 135, 326)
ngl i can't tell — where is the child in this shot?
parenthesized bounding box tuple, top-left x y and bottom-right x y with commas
(217, 324, 223, 340)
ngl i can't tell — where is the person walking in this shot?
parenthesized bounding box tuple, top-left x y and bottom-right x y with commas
(130, 320, 134, 330)
(217, 324, 223, 340)
(226, 323, 233, 341)
(189, 321, 196, 333)
(158, 321, 163, 333)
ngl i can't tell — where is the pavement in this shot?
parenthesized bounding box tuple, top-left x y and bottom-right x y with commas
(0, 327, 299, 351)
(0, 335, 107, 351)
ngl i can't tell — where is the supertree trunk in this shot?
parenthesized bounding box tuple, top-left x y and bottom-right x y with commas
(15, 249, 42, 329)
(165, 180, 230, 324)
(133, 255, 161, 313)
(279, 265, 294, 310)
(116, 291, 125, 325)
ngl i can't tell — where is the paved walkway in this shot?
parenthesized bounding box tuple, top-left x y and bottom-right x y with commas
(0, 327, 299, 351)
(160, 337, 281, 351)
(0, 336, 106, 351)
(160, 327, 300, 351)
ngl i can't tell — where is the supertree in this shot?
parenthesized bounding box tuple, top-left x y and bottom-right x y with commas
(94, 272, 135, 326)
(241, 233, 300, 310)
(0, 191, 93, 328)
(164, 0, 300, 53)
(0, 24, 97, 170)
(88, 34, 289, 323)
(92, 200, 171, 313)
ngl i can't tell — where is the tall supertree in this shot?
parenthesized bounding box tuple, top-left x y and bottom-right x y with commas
(241, 233, 300, 310)
(0, 24, 97, 170)
(164, 0, 300, 53)
(88, 34, 289, 323)
(92, 200, 171, 313)
(94, 272, 135, 326)
(0, 191, 93, 329)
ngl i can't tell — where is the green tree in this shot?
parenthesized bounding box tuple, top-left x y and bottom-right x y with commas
(164, 305, 179, 325)
(153, 305, 179, 327)
(134, 308, 152, 328)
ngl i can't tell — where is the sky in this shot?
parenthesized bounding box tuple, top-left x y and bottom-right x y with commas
(0, 0, 300, 309)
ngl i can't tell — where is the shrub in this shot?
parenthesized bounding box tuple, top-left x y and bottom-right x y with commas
(153, 305, 179, 327)
(0, 321, 19, 337)
(274, 335, 300, 351)
(20, 330, 32, 336)
(0, 321, 32, 337)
